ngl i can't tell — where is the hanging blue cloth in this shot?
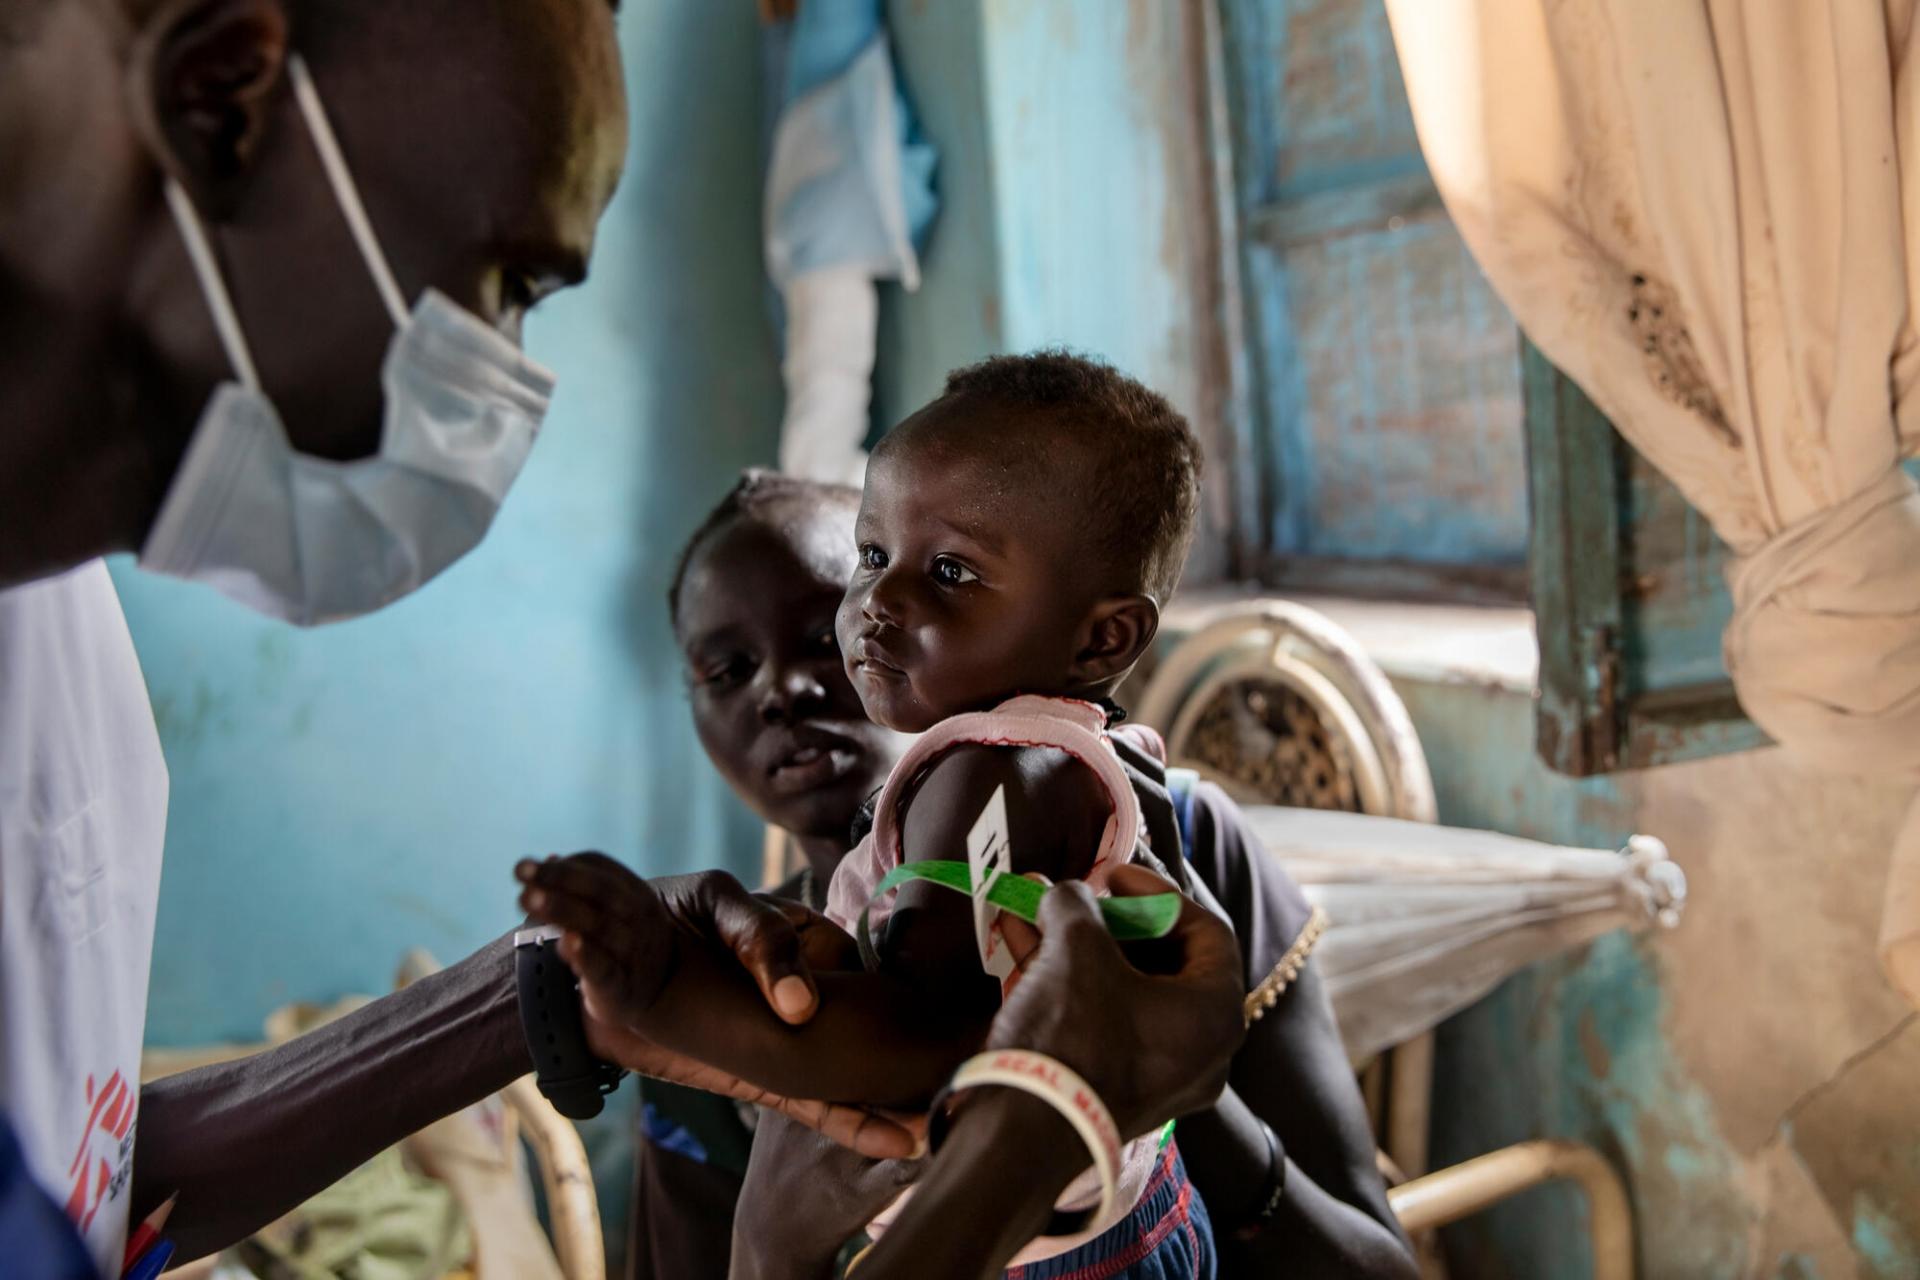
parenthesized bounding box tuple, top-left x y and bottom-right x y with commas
(763, 0, 939, 289)
(0, 1113, 95, 1280)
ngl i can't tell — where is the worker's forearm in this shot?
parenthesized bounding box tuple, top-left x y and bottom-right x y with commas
(857, 1089, 1085, 1280)
(132, 932, 528, 1263)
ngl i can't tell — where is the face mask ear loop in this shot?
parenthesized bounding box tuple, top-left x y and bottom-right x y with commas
(164, 180, 264, 394)
(286, 55, 410, 330)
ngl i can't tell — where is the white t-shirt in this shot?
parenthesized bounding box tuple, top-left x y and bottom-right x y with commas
(0, 560, 168, 1276)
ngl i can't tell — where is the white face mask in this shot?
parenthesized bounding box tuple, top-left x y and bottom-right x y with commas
(140, 55, 556, 626)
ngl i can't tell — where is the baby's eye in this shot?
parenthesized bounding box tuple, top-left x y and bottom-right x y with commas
(859, 544, 888, 571)
(810, 625, 839, 654)
(931, 556, 979, 587)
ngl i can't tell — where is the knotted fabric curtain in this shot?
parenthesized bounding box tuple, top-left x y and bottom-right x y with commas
(1384, 0, 1920, 1003)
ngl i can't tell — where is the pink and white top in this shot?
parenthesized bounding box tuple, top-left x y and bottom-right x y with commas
(823, 694, 1168, 1265)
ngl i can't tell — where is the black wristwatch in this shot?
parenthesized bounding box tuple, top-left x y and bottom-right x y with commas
(514, 925, 625, 1119)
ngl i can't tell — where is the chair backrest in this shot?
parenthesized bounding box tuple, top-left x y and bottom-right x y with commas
(1135, 602, 1436, 824)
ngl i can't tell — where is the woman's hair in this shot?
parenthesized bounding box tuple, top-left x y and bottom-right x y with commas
(667, 469, 862, 629)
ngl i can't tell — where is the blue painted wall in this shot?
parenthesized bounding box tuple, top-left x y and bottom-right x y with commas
(973, 3, 1192, 373)
(122, 0, 782, 1049)
(877, 0, 1237, 572)
(873, 0, 999, 430)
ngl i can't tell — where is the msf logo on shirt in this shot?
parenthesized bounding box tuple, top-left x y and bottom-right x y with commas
(66, 1068, 136, 1235)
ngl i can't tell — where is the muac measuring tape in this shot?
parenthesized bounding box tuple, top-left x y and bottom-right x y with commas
(852, 859, 1183, 971)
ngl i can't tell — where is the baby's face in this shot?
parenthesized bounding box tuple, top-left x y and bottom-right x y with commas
(837, 432, 1091, 733)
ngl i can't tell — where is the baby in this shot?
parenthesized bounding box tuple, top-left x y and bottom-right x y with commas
(524, 351, 1219, 1277)
(810, 351, 1216, 1275)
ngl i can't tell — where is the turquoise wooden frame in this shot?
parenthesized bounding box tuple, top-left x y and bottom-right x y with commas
(1522, 339, 1771, 776)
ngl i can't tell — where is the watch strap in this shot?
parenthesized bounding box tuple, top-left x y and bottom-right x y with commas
(514, 928, 623, 1119)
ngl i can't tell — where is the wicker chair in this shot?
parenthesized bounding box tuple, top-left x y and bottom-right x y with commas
(143, 953, 604, 1280)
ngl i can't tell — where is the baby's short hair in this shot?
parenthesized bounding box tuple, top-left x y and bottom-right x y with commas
(668, 469, 861, 628)
(926, 350, 1201, 604)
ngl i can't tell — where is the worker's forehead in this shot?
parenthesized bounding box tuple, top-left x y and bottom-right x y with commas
(289, 0, 624, 261)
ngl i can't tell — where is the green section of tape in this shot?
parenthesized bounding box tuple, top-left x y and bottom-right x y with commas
(867, 861, 1181, 941)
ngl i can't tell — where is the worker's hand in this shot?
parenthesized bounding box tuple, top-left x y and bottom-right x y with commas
(992, 865, 1246, 1139)
(516, 855, 922, 1159)
(516, 854, 823, 1025)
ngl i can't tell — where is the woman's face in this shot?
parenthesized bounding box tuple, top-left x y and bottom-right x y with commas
(676, 504, 907, 843)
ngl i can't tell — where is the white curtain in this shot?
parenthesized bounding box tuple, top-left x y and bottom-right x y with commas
(1245, 807, 1684, 1061)
(1383, 0, 1920, 1004)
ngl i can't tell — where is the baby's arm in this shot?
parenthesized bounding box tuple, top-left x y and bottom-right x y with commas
(879, 742, 1113, 997)
(518, 857, 990, 1107)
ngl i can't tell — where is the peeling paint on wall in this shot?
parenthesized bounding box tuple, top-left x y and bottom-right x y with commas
(1401, 676, 1920, 1277)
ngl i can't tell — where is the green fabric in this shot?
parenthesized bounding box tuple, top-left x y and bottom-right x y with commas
(230, 1147, 471, 1280)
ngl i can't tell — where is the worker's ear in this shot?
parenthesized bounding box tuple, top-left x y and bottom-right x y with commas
(126, 0, 290, 217)
(1068, 594, 1160, 687)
